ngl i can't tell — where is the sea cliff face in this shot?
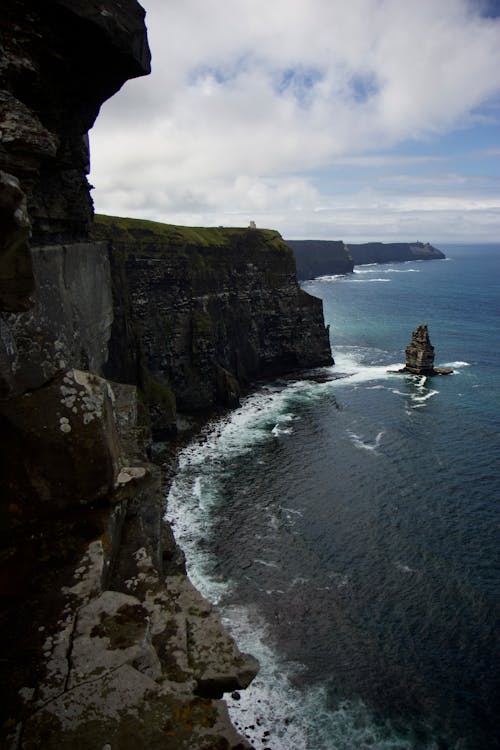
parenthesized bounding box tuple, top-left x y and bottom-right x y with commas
(93, 216, 333, 436)
(346, 241, 445, 265)
(287, 239, 445, 280)
(0, 3, 332, 748)
(286, 239, 354, 279)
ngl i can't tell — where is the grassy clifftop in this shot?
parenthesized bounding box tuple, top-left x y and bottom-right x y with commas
(93, 214, 290, 254)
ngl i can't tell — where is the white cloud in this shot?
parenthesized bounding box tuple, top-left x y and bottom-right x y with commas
(90, 0, 500, 240)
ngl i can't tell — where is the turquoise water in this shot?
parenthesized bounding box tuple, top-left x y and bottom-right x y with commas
(166, 245, 500, 750)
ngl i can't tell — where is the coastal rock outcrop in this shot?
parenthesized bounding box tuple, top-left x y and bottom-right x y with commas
(404, 323, 436, 375)
(398, 324, 453, 376)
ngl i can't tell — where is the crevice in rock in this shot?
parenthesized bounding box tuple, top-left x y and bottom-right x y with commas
(62, 611, 78, 694)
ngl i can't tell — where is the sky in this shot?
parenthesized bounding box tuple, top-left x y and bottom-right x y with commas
(89, 0, 500, 243)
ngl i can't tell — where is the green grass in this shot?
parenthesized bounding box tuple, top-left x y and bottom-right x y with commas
(93, 214, 288, 252)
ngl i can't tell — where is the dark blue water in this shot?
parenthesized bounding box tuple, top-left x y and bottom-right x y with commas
(167, 245, 500, 750)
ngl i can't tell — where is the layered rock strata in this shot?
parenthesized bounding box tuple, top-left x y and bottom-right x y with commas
(0, 2, 333, 747)
(396, 323, 453, 376)
(93, 215, 333, 437)
(0, 0, 151, 246)
(404, 323, 436, 374)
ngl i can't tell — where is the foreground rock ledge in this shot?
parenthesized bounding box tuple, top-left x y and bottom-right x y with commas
(19, 553, 258, 749)
(3, 379, 257, 749)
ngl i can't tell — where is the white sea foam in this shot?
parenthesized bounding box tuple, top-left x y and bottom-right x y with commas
(347, 430, 385, 453)
(166, 373, 439, 750)
(281, 506, 303, 517)
(253, 558, 280, 569)
(354, 268, 420, 274)
(395, 562, 418, 574)
(443, 360, 471, 368)
(221, 605, 423, 750)
(411, 389, 439, 403)
(332, 350, 404, 386)
(271, 423, 293, 436)
(315, 273, 351, 281)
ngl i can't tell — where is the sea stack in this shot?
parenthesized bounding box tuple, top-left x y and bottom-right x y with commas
(401, 324, 453, 375)
(405, 323, 435, 374)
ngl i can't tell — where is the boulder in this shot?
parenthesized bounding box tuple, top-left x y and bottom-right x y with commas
(0, 369, 122, 517)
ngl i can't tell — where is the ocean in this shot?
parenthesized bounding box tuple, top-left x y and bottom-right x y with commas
(166, 244, 500, 750)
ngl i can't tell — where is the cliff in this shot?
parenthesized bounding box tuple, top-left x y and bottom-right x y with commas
(286, 239, 354, 279)
(346, 241, 445, 265)
(93, 215, 333, 436)
(0, 0, 151, 313)
(286, 240, 445, 281)
(0, 3, 332, 748)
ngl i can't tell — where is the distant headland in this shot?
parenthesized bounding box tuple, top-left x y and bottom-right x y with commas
(287, 239, 445, 281)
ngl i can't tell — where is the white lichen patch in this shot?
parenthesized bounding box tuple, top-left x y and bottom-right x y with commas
(63, 540, 106, 602)
(59, 416, 71, 433)
(115, 466, 146, 486)
(59, 369, 109, 425)
(124, 548, 159, 591)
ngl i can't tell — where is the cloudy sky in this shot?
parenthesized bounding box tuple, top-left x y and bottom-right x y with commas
(90, 0, 500, 243)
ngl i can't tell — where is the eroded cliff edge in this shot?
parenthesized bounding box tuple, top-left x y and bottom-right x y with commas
(0, 3, 332, 747)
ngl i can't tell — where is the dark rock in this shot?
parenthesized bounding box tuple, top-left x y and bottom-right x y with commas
(347, 241, 445, 265)
(92, 215, 333, 434)
(0, 369, 121, 520)
(0, 170, 34, 311)
(404, 323, 435, 375)
(0, 0, 151, 250)
(0, 241, 113, 398)
(393, 324, 453, 376)
(287, 239, 354, 279)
